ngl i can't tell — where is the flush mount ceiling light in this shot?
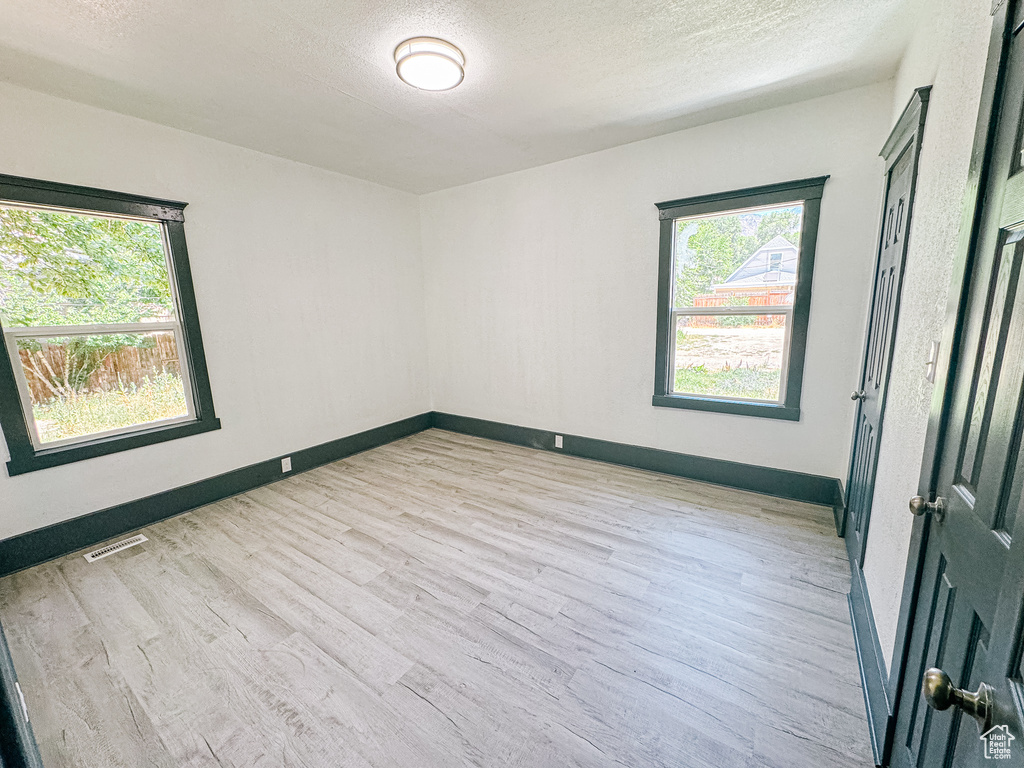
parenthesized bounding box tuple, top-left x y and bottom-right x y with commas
(394, 37, 465, 91)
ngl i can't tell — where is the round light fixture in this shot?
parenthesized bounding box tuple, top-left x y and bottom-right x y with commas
(394, 37, 465, 91)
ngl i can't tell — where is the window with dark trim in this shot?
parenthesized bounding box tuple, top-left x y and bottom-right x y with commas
(653, 176, 828, 420)
(0, 174, 219, 475)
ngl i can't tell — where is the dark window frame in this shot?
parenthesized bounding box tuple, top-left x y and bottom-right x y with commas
(0, 173, 220, 475)
(652, 176, 828, 420)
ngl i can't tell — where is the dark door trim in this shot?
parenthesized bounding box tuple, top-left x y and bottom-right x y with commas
(840, 86, 931, 547)
(872, 4, 1016, 765)
(0, 618, 43, 768)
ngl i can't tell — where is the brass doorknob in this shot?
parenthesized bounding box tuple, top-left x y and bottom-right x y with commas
(909, 495, 945, 522)
(851, 390, 866, 401)
(922, 667, 994, 731)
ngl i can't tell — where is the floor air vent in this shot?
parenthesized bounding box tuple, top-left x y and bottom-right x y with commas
(83, 534, 148, 562)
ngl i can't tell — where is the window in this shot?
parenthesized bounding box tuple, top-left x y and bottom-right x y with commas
(0, 174, 219, 475)
(652, 177, 827, 420)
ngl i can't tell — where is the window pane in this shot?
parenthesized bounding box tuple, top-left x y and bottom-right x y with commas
(672, 314, 787, 402)
(15, 330, 189, 444)
(0, 205, 175, 327)
(672, 204, 803, 310)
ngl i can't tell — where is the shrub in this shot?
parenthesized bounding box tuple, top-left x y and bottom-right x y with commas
(34, 372, 187, 443)
(674, 364, 780, 401)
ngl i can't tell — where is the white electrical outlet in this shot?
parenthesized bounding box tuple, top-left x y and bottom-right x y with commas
(555, 435, 564, 449)
(281, 457, 292, 472)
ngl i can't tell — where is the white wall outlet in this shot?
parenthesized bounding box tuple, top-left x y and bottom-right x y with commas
(555, 435, 564, 449)
(281, 457, 292, 472)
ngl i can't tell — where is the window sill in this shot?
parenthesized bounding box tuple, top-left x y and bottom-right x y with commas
(652, 394, 800, 421)
(5, 417, 221, 476)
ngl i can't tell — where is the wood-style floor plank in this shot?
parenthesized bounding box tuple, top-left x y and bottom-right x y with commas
(0, 429, 872, 767)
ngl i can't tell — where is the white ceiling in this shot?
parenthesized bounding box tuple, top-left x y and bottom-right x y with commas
(0, 0, 924, 194)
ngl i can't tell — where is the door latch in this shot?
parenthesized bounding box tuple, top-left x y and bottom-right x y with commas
(922, 667, 993, 732)
(909, 495, 945, 522)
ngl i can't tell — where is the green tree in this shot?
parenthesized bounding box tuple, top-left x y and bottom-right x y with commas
(0, 207, 173, 398)
(752, 208, 801, 249)
(0, 207, 172, 327)
(674, 215, 745, 307)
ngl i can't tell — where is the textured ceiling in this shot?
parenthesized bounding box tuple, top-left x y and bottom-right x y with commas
(0, 0, 925, 193)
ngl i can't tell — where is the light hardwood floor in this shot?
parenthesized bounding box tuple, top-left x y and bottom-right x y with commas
(0, 430, 872, 767)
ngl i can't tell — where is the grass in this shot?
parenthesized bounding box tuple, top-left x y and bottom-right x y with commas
(33, 372, 188, 443)
(674, 364, 780, 401)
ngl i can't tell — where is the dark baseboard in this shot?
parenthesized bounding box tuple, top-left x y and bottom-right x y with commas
(0, 412, 432, 578)
(433, 412, 843, 509)
(1, 410, 845, 575)
(833, 480, 848, 537)
(847, 535, 894, 767)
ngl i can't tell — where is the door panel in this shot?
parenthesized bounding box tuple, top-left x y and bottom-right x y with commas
(901, 550, 995, 767)
(901, 559, 954, 764)
(955, 232, 1024, 514)
(847, 138, 918, 561)
(893, 3, 1024, 765)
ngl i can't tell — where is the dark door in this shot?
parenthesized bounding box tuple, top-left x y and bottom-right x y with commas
(892, 3, 1024, 765)
(846, 98, 927, 560)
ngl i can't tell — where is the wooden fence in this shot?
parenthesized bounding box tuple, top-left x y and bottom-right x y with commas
(18, 335, 181, 402)
(688, 290, 792, 328)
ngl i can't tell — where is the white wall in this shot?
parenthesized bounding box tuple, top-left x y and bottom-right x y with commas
(0, 82, 430, 541)
(421, 83, 892, 480)
(863, 0, 993, 671)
